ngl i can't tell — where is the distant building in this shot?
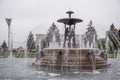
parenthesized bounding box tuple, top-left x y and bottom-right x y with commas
(35, 34, 46, 47)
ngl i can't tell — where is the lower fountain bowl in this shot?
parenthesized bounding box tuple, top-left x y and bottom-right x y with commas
(34, 48, 111, 70)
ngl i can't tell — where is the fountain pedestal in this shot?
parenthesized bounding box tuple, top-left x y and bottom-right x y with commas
(35, 48, 110, 69)
(57, 11, 83, 48)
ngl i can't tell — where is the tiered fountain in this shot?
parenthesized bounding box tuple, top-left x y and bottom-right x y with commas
(34, 11, 110, 70)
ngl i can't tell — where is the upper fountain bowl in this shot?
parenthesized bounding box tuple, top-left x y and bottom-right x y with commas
(57, 10, 83, 25)
(57, 18, 83, 25)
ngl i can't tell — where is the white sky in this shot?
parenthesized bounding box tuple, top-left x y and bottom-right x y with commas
(0, 0, 120, 48)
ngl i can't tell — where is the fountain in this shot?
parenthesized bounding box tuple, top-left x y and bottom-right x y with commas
(106, 24, 120, 57)
(33, 11, 110, 70)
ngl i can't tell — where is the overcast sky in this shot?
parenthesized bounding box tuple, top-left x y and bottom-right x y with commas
(0, 0, 120, 48)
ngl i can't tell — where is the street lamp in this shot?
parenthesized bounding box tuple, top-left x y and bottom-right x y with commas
(5, 18, 12, 56)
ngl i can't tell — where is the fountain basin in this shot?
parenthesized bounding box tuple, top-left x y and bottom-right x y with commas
(34, 48, 110, 69)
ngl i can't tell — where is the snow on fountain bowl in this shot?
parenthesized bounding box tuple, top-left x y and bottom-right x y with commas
(33, 11, 111, 70)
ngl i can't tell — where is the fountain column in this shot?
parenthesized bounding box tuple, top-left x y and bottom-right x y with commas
(57, 11, 83, 48)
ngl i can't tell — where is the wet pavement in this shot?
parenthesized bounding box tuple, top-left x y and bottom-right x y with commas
(0, 58, 120, 80)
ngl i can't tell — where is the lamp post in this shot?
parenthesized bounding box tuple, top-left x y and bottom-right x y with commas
(5, 18, 12, 57)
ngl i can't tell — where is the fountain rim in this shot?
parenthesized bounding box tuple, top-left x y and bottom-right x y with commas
(57, 18, 83, 25)
(43, 47, 99, 50)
